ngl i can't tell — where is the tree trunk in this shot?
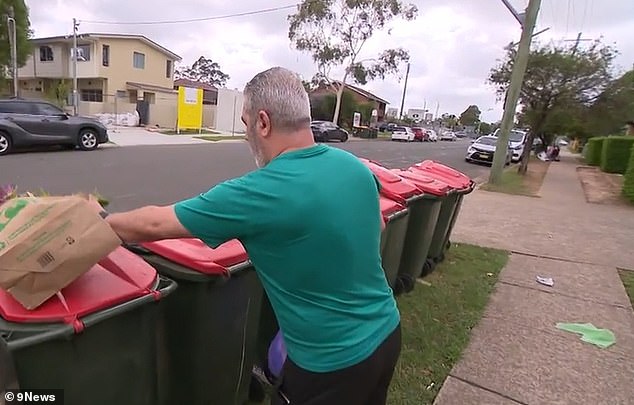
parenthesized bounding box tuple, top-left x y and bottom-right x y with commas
(332, 70, 350, 125)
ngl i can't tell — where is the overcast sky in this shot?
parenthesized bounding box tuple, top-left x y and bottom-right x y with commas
(27, 0, 634, 123)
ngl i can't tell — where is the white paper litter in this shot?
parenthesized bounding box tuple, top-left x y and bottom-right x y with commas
(536, 276, 554, 287)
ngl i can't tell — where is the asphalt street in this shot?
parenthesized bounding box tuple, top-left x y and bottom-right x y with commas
(0, 138, 489, 211)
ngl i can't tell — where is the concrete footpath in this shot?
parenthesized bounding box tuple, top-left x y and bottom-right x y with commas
(434, 153, 634, 404)
(105, 127, 244, 146)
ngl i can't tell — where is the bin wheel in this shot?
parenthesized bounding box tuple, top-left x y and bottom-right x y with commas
(438, 252, 446, 263)
(393, 275, 415, 295)
(248, 375, 267, 402)
(446, 240, 452, 250)
(421, 258, 436, 277)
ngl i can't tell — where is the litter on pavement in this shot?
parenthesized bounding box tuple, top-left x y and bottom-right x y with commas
(536, 276, 554, 287)
(555, 322, 616, 349)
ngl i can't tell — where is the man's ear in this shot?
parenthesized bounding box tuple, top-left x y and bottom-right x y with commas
(258, 110, 272, 138)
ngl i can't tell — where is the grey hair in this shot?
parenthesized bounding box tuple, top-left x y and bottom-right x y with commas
(243, 67, 312, 132)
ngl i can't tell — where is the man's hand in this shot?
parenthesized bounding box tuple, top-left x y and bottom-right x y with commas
(103, 205, 193, 244)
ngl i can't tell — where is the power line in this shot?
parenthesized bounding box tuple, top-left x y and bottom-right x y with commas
(79, 4, 298, 26)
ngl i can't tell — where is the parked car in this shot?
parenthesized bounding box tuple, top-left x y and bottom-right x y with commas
(425, 129, 438, 142)
(0, 98, 109, 155)
(310, 120, 349, 142)
(455, 131, 468, 138)
(465, 135, 512, 166)
(440, 131, 457, 141)
(391, 126, 415, 142)
(492, 128, 527, 162)
(378, 122, 397, 132)
(412, 127, 427, 142)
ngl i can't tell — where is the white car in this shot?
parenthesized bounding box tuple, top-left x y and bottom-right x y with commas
(391, 126, 415, 142)
(492, 128, 527, 163)
(440, 131, 457, 141)
(425, 129, 438, 142)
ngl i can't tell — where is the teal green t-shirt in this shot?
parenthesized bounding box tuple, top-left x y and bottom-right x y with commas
(173, 144, 400, 373)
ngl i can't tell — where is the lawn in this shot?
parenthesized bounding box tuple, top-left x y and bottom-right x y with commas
(195, 135, 245, 142)
(388, 243, 508, 404)
(481, 158, 550, 197)
(618, 269, 634, 308)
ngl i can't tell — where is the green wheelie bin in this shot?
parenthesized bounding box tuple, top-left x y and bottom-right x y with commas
(0, 247, 176, 405)
(410, 160, 475, 263)
(379, 196, 410, 288)
(391, 169, 453, 278)
(358, 158, 426, 295)
(129, 238, 264, 405)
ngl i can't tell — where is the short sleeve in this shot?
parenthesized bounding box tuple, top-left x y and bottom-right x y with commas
(174, 176, 254, 248)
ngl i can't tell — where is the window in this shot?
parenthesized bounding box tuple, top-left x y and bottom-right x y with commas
(133, 52, 145, 69)
(166, 60, 172, 78)
(0, 102, 32, 114)
(80, 89, 104, 102)
(72, 44, 91, 61)
(102, 45, 110, 67)
(39, 46, 54, 62)
(34, 103, 64, 116)
(115, 90, 127, 98)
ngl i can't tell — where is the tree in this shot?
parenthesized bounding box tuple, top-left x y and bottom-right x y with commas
(174, 56, 229, 87)
(489, 39, 617, 174)
(0, 0, 32, 82)
(585, 69, 634, 137)
(311, 90, 374, 128)
(288, 0, 417, 125)
(459, 105, 481, 126)
(478, 121, 492, 134)
(441, 113, 458, 129)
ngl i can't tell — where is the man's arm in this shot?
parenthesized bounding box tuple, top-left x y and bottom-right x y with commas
(105, 205, 192, 244)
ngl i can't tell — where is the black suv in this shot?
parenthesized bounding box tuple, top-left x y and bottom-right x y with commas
(0, 99, 109, 155)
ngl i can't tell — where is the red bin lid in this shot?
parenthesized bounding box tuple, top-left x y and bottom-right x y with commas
(410, 160, 472, 190)
(139, 238, 248, 276)
(392, 169, 453, 197)
(0, 247, 158, 324)
(358, 158, 422, 204)
(379, 196, 406, 221)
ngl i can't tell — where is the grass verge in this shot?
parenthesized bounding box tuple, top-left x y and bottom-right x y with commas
(388, 243, 508, 404)
(481, 158, 550, 197)
(160, 129, 220, 135)
(618, 269, 634, 308)
(195, 135, 246, 142)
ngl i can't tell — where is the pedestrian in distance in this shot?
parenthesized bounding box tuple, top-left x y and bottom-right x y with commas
(89, 66, 402, 405)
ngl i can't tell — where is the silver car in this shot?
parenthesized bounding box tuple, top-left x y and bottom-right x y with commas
(465, 136, 512, 166)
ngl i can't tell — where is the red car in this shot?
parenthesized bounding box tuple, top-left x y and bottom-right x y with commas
(412, 127, 427, 142)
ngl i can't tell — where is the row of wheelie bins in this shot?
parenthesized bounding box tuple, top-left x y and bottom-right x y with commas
(0, 159, 474, 405)
(0, 238, 269, 405)
(359, 158, 475, 295)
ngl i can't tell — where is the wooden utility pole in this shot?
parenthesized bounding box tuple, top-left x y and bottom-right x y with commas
(489, 0, 541, 185)
(72, 18, 79, 116)
(399, 62, 410, 120)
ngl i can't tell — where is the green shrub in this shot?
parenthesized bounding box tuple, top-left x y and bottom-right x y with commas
(623, 145, 634, 204)
(584, 137, 605, 166)
(600, 136, 634, 174)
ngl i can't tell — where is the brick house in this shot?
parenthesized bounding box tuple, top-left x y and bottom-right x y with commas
(310, 81, 390, 122)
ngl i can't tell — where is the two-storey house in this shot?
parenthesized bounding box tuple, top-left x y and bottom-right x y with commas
(17, 33, 181, 127)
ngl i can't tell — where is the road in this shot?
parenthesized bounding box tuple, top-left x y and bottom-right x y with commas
(0, 138, 489, 211)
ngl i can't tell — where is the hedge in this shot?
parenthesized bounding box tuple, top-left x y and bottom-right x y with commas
(584, 137, 605, 166)
(600, 136, 634, 174)
(623, 145, 634, 204)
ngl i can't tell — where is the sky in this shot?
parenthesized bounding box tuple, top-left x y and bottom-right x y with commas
(26, 0, 634, 123)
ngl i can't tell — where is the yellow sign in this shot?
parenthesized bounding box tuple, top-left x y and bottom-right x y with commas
(177, 86, 203, 132)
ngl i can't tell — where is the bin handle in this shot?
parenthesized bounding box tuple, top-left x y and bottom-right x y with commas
(80, 276, 177, 329)
(405, 193, 427, 204)
(385, 209, 408, 223)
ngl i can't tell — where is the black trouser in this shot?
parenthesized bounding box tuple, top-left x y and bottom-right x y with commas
(273, 324, 402, 405)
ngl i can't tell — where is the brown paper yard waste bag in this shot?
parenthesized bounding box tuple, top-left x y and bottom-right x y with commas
(0, 195, 121, 309)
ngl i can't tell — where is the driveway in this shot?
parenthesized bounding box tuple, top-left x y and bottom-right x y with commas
(107, 127, 210, 146)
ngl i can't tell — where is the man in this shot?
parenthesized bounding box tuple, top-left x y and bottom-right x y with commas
(94, 67, 401, 405)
